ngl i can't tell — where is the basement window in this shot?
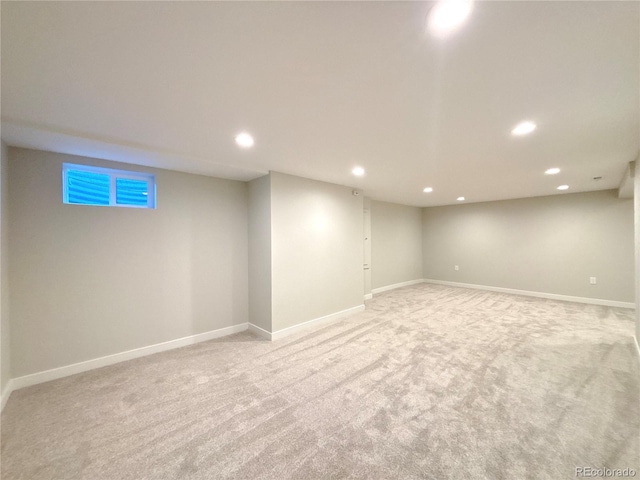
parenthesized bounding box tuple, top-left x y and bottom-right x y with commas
(62, 163, 156, 209)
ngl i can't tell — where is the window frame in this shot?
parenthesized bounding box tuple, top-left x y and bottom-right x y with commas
(62, 163, 156, 209)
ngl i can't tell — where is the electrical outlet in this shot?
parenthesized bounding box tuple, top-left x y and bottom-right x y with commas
(454, 265, 459, 271)
(590, 277, 597, 285)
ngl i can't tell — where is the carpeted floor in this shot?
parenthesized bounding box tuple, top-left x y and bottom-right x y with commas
(1, 284, 638, 479)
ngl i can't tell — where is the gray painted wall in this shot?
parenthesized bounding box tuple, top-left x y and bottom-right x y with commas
(1, 142, 10, 394)
(4, 146, 635, 384)
(248, 175, 272, 332)
(422, 190, 634, 302)
(371, 200, 423, 290)
(9, 148, 249, 377)
(270, 172, 364, 332)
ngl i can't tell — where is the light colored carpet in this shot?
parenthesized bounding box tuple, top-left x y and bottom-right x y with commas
(1, 284, 638, 479)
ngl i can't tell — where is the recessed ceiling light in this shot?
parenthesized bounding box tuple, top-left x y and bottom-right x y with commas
(423, 187, 433, 193)
(545, 167, 560, 175)
(235, 132, 254, 148)
(557, 185, 569, 191)
(511, 121, 537, 136)
(457, 196, 465, 201)
(352, 166, 365, 176)
(427, 0, 474, 36)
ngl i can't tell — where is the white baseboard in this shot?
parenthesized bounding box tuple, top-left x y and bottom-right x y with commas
(372, 279, 424, 295)
(1, 379, 14, 412)
(248, 323, 272, 340)
(249, 305, 365, 341)
(272, 305, 365, 341)
(364, 293, 373, 300)
(8, 323, 249, 394)
(423, 279, 635, 309)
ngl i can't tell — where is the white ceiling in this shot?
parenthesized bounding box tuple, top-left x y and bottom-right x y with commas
(2, 1, 638, 207)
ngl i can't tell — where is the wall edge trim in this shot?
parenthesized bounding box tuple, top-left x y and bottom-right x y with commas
(8, 323, 249, 393)
(248, 323, 272, 340)
(371, 279, 424, 295)
(423, 279, 635, 309)
(1, 379, 14, 412)
(270, 304, 365, 341)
